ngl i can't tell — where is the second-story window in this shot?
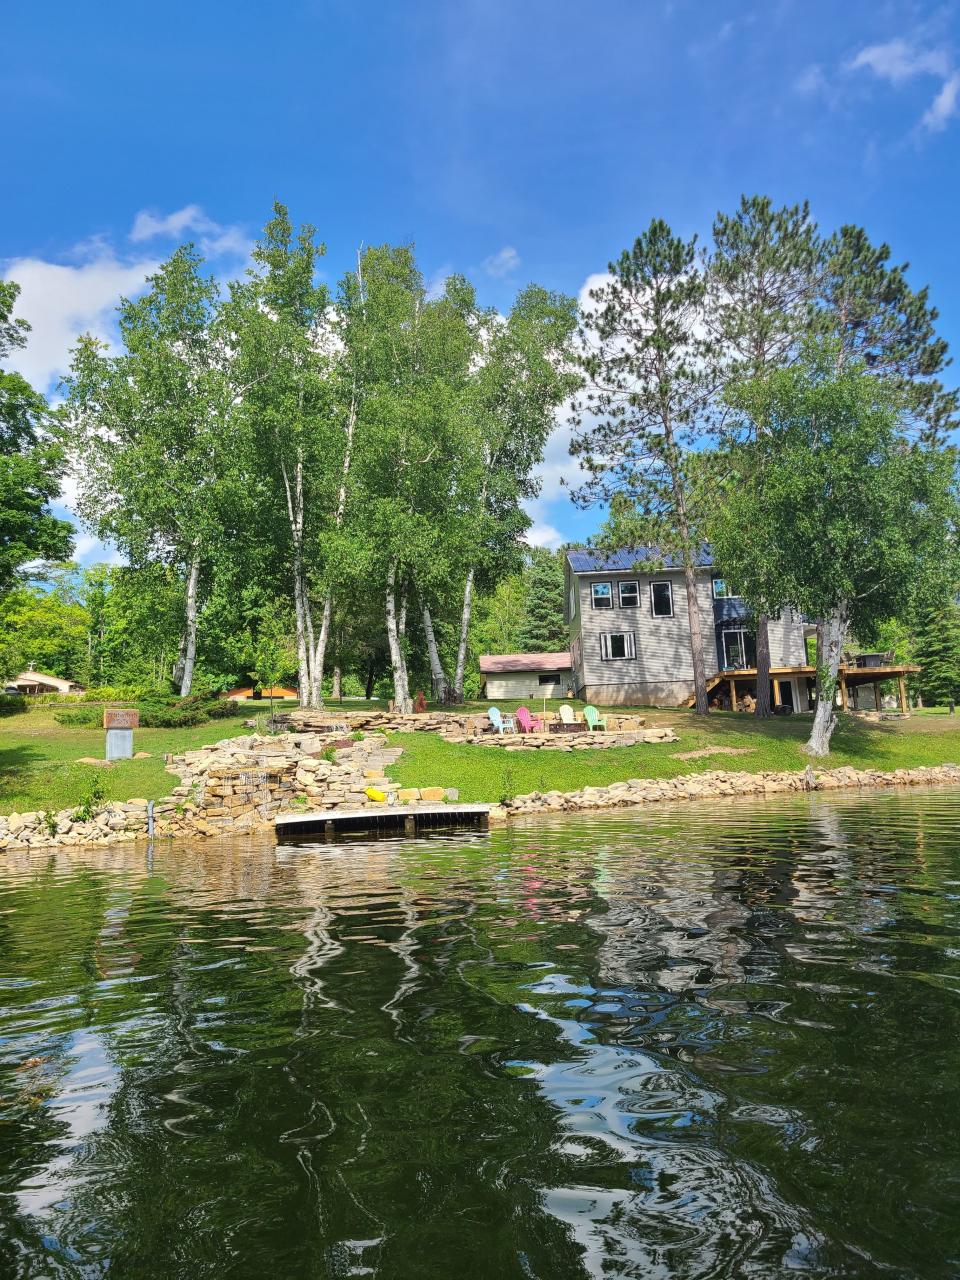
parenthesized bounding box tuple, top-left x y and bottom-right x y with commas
(618, 581, 640, 608)
(591, 582, 613, 609)
(650, 581, 674, 618)
(712, 579, 741, 599)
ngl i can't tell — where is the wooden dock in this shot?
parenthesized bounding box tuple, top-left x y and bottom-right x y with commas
(275, 804, 491, 842)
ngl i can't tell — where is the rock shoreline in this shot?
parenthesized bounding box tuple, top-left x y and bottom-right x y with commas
(488, 762, 960, 821)
(1, 728, 958, 851)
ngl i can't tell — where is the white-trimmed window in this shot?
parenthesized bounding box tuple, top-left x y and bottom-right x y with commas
(569, 581, 578, 619)
(712, 578, 741, 600)
(600, 632, 636, 661)
(618, 580, 640, 608)
(650, 581, 674, 618)
(591, 581, 613, 610)
(538, 672, 560, 685)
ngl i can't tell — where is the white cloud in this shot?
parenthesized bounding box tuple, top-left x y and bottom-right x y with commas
(3, 247, 161, 392)
(524, 521, 564, 550)
(848, 36, 958, 133)
(482, 246, 520, 278)
(795, 64, 827, 96)
(848, 38, 948, 85)
(922, 69, 960, 131)
(129, 203, 251, 258)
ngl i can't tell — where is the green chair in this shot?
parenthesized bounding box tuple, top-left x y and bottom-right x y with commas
(583, 705, 607, 731)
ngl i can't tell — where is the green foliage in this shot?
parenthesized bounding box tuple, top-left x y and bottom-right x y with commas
(0, 692, 26, 716)
(913, 599, 960, 706)
(516, 548, 567, 653)
(72, 774, 106, 823)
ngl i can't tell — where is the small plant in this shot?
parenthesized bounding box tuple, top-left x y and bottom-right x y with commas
(290, 794, 308, 807)
(499, 764, 516, 807)
(72, 774, 106, 824)
(321, 746, 337, 764)
(351, 730, 365, 742)
(42, 810, 58, 839)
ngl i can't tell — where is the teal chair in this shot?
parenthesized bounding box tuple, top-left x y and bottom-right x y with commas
(583, 705, 607, 731)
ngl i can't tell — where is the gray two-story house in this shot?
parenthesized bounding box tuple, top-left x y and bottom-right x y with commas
(564, 547, 810, 709)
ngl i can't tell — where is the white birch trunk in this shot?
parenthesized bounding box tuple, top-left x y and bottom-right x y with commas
(281, 453, 313, 706)
(310, 392, 357, 704)
(422, 603, 449, 700)
(682, 556, 709, 715)
(452, 565, 475, 704)
(804, 605, 849, 757)
(754, 614, 772, 717)
(385, 561, 412, 713)
(178, 548, 201, 697)
(331, 665, 342, 699)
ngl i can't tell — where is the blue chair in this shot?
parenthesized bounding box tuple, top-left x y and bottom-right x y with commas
(487, 707, 515, 734)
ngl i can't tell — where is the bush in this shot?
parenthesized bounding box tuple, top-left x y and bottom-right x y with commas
(53, 705, 103, 727)
(0, 692, 26, 717)
(51, 692, 260, 731)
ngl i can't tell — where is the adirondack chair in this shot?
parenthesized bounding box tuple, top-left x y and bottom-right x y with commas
(487, 706, 515, 734)
(583, 705, 607, 731)
(558, 703, 578, 726)
(515, 706, 543, 734)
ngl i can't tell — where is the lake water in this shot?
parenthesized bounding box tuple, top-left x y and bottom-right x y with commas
(2, 790, 960, 1278)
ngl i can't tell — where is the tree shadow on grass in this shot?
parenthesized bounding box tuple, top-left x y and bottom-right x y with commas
(0, 743, 51, 807)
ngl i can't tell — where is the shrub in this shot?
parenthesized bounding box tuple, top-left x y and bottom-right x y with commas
(0, 693, 26, 717)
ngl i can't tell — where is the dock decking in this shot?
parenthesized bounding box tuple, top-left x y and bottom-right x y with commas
(275, 804, 491, 842)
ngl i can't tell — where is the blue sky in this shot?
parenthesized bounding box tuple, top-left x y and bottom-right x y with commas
(3, 0, 959, 557)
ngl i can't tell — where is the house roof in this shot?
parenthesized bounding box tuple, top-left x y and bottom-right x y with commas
(11, 670, 82, 693)
(566, 546, 714, 573)
(479, 652, 572, 674)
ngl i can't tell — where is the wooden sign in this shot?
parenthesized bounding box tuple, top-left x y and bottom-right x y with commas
(104, 708, 139, 730)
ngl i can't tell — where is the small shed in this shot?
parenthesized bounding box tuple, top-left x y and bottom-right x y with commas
(7, 670, 84, 696)
(479, 653, 573, 700)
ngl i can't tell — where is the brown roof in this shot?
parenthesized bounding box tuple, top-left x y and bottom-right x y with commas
(479, 652, 572, 674)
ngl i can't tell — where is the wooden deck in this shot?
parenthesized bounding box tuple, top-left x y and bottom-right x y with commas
(275, 804, 491, 842)
(684, 663, 921, 712)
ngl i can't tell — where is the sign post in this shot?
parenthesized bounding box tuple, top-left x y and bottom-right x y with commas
(104, 708, 139, 761)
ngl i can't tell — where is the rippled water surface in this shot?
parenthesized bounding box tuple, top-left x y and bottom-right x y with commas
(2, 790, 960, 1278)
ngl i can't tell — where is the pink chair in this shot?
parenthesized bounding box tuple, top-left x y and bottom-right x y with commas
(516, 706, 543, 734)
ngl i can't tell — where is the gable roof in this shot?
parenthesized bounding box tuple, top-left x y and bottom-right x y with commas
(566, 546, 713, 573)
(479, 652, 572, 674)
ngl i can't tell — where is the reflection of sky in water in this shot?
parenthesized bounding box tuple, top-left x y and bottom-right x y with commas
(0, 790, 958, 1277)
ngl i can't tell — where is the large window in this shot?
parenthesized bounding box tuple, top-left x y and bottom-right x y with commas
(650, 581, 674, 618)
(722, 629, 757, 669)
(618, 580, 640, 608)
(712, 579, 741, 600)
(538, 672, 561, 685)
(600, 632, 636, 661)
(591, 581, 613, 609)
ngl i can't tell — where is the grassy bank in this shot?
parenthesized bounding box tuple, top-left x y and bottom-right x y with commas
(384, 709, 960, 803)
(3, 699, 960, 816)
(0, 702, 298, 815)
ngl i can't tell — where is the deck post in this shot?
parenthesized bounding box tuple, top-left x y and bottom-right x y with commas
(897, 676, 909, 715)
(838, 672, 848, 711)
(772, 676, 781, 708)
(728, 677, 737, 711)
(874, 683, 882, 712)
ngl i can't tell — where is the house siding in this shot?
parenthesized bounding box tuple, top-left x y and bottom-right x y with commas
(484, 671, 571, 700)
(567, 563, 808, 706)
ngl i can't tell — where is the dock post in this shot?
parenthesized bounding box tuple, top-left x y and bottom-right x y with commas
(324, 821, 335, 840)
(404, 814, 416, 836)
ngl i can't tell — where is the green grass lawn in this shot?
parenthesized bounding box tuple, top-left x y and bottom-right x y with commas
(384, 709, 960, 803)
(4, 697, 960, 816)
(0, 702, 299, 815)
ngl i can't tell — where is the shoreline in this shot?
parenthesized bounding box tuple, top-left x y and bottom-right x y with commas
(1, 753, 959, 852)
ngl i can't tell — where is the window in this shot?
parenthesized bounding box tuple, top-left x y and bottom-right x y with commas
(591, 581, 613, 609)
(650, 581, 674, 618)
(721, 629, 757, 669)
(538, 672, 560, 685)
(568, 581, 578, 619)
(712, 579, 741, 600)
(600, 632, 636, 661)
(618, 580, 640, 608)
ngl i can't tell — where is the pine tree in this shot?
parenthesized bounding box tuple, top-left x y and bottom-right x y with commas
(516, 549, 567, 652)
(914, 599, 960, 706)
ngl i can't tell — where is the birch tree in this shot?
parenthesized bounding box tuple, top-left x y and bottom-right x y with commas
(707, 195, 821, 715)
(571, 219, 719, 714)
(449, 285, 578, 701)
(64, 247, 232, 694)
(222, 204, 341, 706)
(713, 350, 957, 755)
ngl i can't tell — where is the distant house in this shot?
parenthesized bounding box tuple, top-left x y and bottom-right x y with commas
(6, 670, 84, 696)
(479, 653, 573, 700)
(221, 685, 299, 701)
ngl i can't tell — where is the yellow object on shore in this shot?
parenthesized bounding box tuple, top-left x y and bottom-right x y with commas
(365, 787, 387, 802)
